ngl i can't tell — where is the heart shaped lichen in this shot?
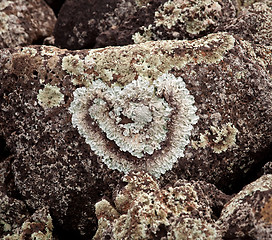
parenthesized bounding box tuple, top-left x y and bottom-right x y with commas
(69, 73, 198, 177)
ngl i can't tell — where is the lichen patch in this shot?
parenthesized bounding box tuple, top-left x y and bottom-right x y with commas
(192, 122, 238, 153)
(69, 73, 198, 177)
(37, 84, 64, 109)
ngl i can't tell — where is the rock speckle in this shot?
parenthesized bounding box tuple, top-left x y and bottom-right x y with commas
(0, 0, 56, 48)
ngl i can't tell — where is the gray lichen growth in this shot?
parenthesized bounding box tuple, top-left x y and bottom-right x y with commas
(69, 73, 198, 177)
(37, 84, 64, 108)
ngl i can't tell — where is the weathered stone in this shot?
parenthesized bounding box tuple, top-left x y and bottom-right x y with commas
(218, 174, 272, 239)
(54, 0, 238, 49)
(0, 157, 30, 238)
(0, 32, 272, 237)
(216, 1, 272, 46)
(0, 0, 56, 48)
(94, 171, 229, 239)
(54, 0, 167, 49)
(3, 207, 53, 240)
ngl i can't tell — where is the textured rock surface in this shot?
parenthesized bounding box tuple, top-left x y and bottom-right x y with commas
(218, 174, 272, 239)
(54, 0, 237, 49)
(94, 171, 229, 240)
(0, 156, 30, 238)
(0, 32, 272, 237)
(53, 0, 272, 50)
(3, 207, 53, 240)
(54, 0, 166, 49)
(0, 0, 56, 48)
(216, 1, 272, 46)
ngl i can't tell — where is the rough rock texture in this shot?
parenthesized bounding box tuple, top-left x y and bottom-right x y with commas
(218, 174, 272, 239)
(54, 0, 272, 50)
(0, 156, 30, 238)
(54, 0, 237, 49)
(0, 32, 272, 237)
(54, 0, 167, 49)
(216, 1, 272, 46)
(94, 171, 229, 240)
(0, 0, 56, 49)
(3, 207, 53, 240)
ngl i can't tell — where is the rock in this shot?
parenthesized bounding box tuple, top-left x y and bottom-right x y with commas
(3, 207, 53, 240)
(0, 0, 56, 49)
(54, 0, 272, 50)
(0, 32, 272, 237)
(54, 0, 166, 49)
(54, 0, 237, 49)
(218, 174, 272, 239)
(93, 171, 228, 240)
(216, 1, 272, 46)
(0, 157, 30, 238)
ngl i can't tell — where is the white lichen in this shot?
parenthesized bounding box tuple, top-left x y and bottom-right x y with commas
(155, 0, 222, 34)
(62, 54, 84, 76)
(69, 73, 198, 177)
(37, 84, 64, 108)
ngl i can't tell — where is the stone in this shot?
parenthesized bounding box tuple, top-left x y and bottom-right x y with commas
(54, 0, 237, 49)
(0, 32, 272, 237)
(0, 157, 30, 238)
(3, 207, 53, 240)
(54, 0, 167, 49)
(218, 174, 272, 239)
(216, 1, 272, 46)
(0, 0, 56, 48)
(93, 171, 229, 240)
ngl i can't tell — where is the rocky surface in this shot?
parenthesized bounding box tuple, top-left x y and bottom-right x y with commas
(218, 174, 272, 239)
(0, 32, 272, 238)
(0, 0, 272, 239)
(0, 0, 56, 48)
(53, 0, 272, 50)
(94, 171, 229, 240)
(54, 0, 237, 49)
(3, 207, 53, 240)
(216, 1, 272, 46)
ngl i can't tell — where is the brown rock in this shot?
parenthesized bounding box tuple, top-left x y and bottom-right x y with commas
(216, 1, 272, 46)
(218, 174, 272, 239)
(2, 207, 53, 240)
(54, 0, 167, 49)
(94, 171, 229, 239)
(0, 32, 271, 237)
(0, 0, 56, 49)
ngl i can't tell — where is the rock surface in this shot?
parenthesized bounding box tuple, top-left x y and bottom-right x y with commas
(53, 0, 272, 50)
(94, 171, 229, 240)
(3, 207, 53, 240)
(0, 0, 56, 48)
(54, 0, 237, 49)
(218, 174, 272, 239)
(0, 32, 272, 237)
